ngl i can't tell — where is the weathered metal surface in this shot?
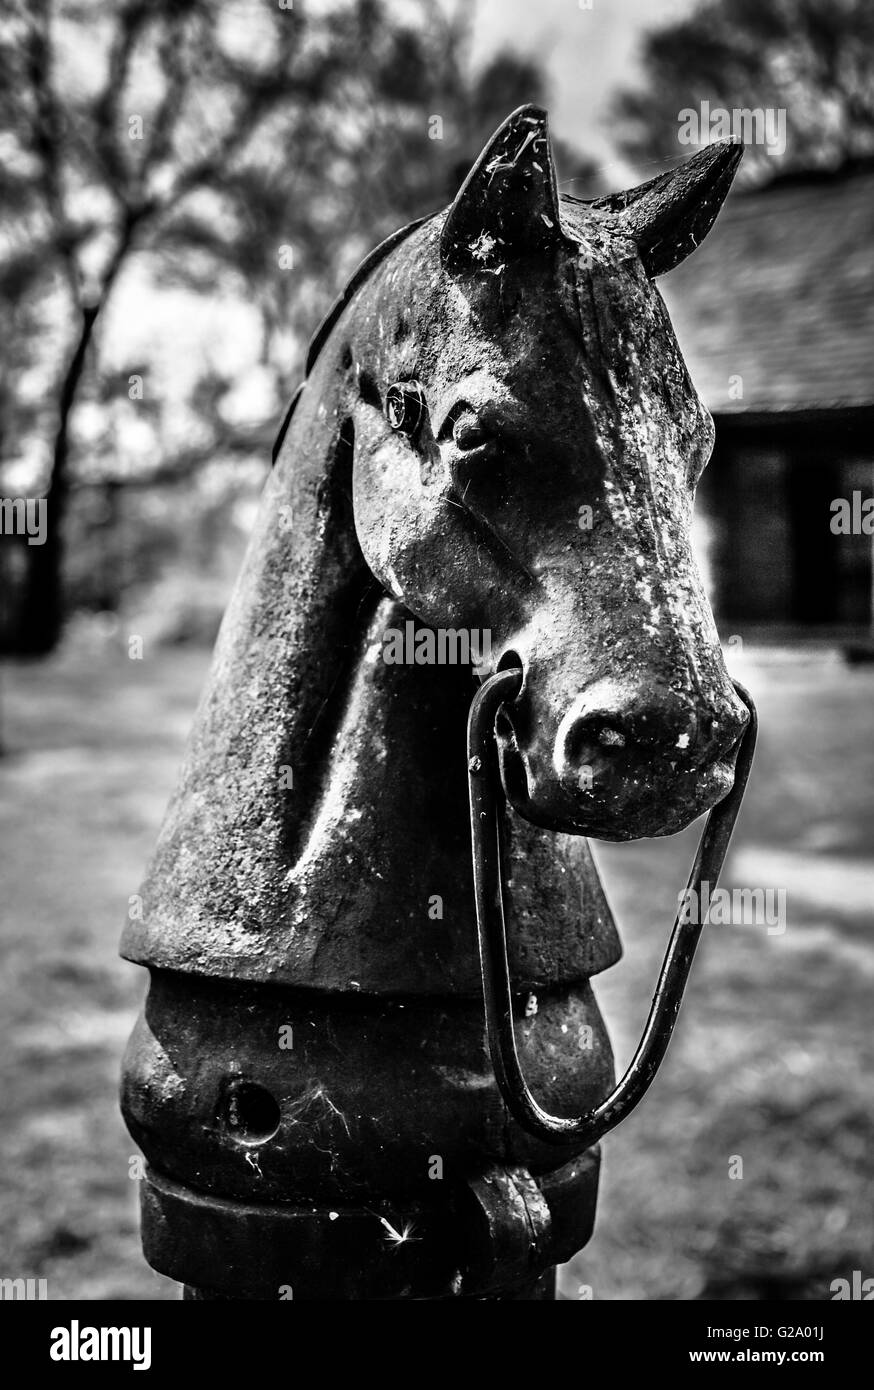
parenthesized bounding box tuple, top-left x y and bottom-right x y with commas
(121, 104, 748, 1298)
(140, 1150, 598, 1300)
(123, 970, 614, 1204)
(123, 601, 620, 994)
(121, 112, 746, 992)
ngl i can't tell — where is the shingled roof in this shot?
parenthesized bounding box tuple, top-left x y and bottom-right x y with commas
(660, 169, 874, 415)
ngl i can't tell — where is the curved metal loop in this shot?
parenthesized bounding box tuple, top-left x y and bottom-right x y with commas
(467, 668, 758, 1148)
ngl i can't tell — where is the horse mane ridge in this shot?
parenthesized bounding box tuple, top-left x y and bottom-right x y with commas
(271, 213, 436, 463)
(270, 193, 604, 464)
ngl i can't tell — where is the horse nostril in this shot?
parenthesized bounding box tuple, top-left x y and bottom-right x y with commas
(219, 1080, 281, 1145)
(562, 717, 628, 775)
(717, 713, 748, 760)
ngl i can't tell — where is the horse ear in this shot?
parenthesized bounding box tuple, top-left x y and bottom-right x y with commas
(593, 139, 743, 277)
(441, 104, 562, 271)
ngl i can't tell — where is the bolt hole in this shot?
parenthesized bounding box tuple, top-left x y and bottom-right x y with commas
(220, 1081, 280, 1145)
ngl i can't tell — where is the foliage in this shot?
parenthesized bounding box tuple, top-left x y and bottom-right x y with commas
(613, 0, 874, 186)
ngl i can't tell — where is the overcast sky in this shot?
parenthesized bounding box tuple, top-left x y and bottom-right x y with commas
(467, 0, 696, 183)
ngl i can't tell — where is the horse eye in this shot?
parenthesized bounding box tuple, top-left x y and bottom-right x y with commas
(385, 380, 425, 436)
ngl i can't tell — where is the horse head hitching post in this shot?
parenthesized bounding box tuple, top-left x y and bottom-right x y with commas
(120, 106, 757, 1300)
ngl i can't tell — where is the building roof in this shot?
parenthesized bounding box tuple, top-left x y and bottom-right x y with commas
(660, 169, 874, 416)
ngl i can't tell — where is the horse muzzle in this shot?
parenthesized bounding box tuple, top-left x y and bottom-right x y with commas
(495, 666, 750, 839)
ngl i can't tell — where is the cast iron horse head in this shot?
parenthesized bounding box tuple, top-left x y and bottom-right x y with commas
(121, 108, 756, 1299)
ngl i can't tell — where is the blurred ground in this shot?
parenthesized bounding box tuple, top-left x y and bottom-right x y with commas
(0, 637, 872, 1300)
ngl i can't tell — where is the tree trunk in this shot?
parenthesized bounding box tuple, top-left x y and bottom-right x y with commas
(15, 304, 99, 655)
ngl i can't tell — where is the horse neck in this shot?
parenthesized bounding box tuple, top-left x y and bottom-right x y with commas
(197, 352, 375, 856)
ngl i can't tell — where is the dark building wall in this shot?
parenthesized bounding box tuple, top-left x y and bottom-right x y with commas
(698, 413, 873, 630)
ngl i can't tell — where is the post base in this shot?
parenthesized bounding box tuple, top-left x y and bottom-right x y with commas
(141, 1150, 598, 1300)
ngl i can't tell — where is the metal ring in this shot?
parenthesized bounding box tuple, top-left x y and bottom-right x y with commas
(467, 668, 758, 1147)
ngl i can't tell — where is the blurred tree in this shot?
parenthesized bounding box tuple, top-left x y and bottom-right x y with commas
(157, 2, 597, 428)
(1, 0, 586, 654)
(613, 0, 874, 186)
(2, 0, 333, 651)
